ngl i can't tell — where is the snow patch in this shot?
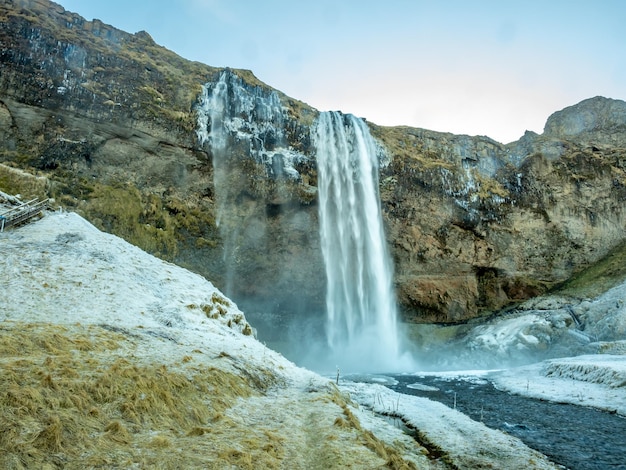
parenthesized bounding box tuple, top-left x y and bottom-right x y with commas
(542, 355, 626, 388)
(340, 380, 559, 470)
(490, 355, 626, 416)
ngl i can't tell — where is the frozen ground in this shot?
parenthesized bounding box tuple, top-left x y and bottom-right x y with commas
(463, 285, 626, 362)
(402, 275, 626, 419)
(1, 210, 624, 468)
(407, 270, 626, 373)
(340, 379, 559, 470)
(420, 275, 626, 417)
(489, 355, 626, 416)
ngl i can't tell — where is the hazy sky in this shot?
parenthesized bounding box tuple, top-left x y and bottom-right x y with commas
(57, 0, 625, 143)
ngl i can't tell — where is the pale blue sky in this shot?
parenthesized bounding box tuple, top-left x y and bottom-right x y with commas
(57, 0, 625, 143)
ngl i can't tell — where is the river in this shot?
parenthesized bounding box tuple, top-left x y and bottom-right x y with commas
(385, 373, 626, 470)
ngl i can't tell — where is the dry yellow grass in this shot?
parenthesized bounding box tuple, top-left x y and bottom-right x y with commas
(325, 388, 419, 470)
(0, 321, 423, 469)
(0, 322, 288, 469)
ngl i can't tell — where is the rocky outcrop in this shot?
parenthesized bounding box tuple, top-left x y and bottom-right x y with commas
(375, 103, 626, 322)
(0, 0, 326, 336)
(1, 0, 625, 338)
(543, 97, 626, 143)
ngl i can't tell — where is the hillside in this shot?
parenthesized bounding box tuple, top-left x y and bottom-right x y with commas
(0, 210, 571, 469)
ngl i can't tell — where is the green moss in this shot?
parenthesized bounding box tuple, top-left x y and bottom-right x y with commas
(371, 125, 453, 171)
(283, 96, 317, 127)
(474, 171, 509, 199)
(0, 151, 34, 168)
(79, 183, 173, 256)
(68, 182, 221, 260)
(195, 236, 217, 249)
(35, 167, 221, 265)
(0, 163, 49, 200)
(556, 240, 626, 298)
(165, 199, 217, 238)
(49, 180, 204, 259)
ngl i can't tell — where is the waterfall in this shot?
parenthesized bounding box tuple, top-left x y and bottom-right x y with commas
(315, 111, 409, 372)
(196, 72, 228, 227)
(196, 70, 306, 227)
(195, 69, 309, 301)
(195, 72, 412, 371)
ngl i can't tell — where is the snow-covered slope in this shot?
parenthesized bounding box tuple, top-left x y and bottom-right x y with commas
(0, 211, 564, 468)
(1, 210, 255, 339)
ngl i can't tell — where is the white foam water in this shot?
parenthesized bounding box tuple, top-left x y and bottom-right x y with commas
(315, 111, 412, 372)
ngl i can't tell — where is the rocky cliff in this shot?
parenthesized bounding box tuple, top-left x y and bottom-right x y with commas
(1, 0, 625, 343)
(374, 98, 626, 322)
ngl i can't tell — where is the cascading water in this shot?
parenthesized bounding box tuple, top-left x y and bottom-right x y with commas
(196, 72, 228, 226)
(195, 70, 307, 297)
(315, 111, 412, 372)
(196, 73, 412, 371)
(196, 70, 297, 224)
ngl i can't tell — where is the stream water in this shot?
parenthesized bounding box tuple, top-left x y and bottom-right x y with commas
(387, 374, 626, 470)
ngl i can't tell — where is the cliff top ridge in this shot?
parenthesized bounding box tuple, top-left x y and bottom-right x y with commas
(543, 96, 626, 139)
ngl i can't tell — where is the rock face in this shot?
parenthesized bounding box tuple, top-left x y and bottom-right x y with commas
(543, 97, 626, 142)
(193, 70, 325, 332)
(1, 0, 625, 345)
(374, 106, 626, 322)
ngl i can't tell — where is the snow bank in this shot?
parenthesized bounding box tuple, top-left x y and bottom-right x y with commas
(456, 282, 626, 416)
(543, 355, 626, 388)
(490, 355, 626, 416)
(1, 211, 252, 336)
(340, 380, 559, 470)
(409, 278, 626, 371)
(467, 313, 552, 354)
(0, 210, 338, 396)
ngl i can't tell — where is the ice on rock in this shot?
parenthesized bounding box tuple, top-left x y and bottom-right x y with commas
(196, 70, 308, 180)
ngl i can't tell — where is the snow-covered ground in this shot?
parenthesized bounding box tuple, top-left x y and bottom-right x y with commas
(341, 379, 560, 470)
(2, 209, 624, 468)
(401, 278, 626, 424)
(463, 288, 626, 362)
(413, 274, 626, 417)
(490, 355, 626, 416)
(406, 273, 626, 372)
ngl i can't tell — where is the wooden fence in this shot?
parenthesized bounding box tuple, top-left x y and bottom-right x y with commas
(0, 198, 49, 232)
